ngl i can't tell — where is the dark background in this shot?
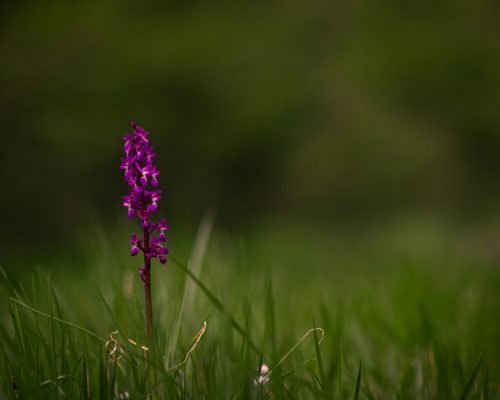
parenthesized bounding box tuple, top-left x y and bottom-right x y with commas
(1, 0, 500, 268)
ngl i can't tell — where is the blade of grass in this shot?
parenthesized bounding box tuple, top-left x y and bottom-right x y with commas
(184, 211, 215, 315)
(338, 337, 344, 400)
(483, 367, 488, 400)
(98, 348, 107, 400)
(313, 316, 332, 399)
(0, 265, 23, 300)
(171, 257, 261, 355)
(47, 276, 57, 380)
(168, 212, 215, 364)
(93, 284, 122, 333)
(265, 269, 277, 362)
(166, 321, 207, 372)
(166, 260, 191, 366)
(9, 298, 106, 343)
(337, 304, 344, 400)
(460, 351, 485, 400)
(353, 361, 362, 400)
(109, 354, 118, 399)
(82, 356, 89, 400)
(268, 327, 325, 379)
(9, 302, 26, 353)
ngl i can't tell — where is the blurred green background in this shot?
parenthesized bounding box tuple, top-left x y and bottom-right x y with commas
(1, 0, 500, 268)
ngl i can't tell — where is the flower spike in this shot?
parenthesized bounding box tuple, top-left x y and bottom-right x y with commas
(120, 122, 168, 336)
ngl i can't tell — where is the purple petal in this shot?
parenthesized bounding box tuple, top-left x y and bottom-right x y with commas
(158, 219, 168, 231)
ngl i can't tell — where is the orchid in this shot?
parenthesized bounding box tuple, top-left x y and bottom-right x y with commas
(120, 122, 168, 336)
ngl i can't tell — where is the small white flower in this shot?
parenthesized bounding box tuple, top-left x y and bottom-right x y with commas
(254, 363, 270, 385)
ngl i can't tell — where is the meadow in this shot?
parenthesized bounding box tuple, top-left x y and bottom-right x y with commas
(1, 217, 499, 399)
(2, 1, 500, 398)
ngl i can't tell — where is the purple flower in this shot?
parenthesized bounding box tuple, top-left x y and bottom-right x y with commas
(120, 122, 168, 336)
(130, 234, 140, 256)
(149, 234, 169, 264)
(121, 122, 169, 271)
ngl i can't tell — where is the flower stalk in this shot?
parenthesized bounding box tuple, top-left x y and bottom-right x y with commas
(120, 122, 168, 337)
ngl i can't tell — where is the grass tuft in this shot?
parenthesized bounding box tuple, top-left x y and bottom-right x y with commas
(1, 223, 499, 398)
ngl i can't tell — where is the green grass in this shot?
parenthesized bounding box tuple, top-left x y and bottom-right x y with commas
(1, 219, 499, 399)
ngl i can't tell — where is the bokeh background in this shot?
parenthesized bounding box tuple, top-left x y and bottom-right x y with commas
(1, 0, 500, 270)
